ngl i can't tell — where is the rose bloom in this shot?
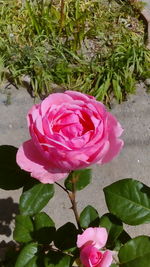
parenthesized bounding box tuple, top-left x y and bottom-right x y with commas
(77, 227, 113, 267)
(17, 91, 123, 183)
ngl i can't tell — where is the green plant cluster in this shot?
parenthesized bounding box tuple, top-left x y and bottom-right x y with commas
(1, 145, 150, 266)
(0, 0, 150, 103)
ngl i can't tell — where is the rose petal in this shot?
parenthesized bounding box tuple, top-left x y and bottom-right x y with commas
(80, 245, 103, 267)
(65, 90, 95, 102)
(107, 112, 124, 137)
(99, 250, 113, 267)
(27, 104, 40, 127)
(40, 93, 73, 115)
(100, 113, 124, 163)
(101, 138, 123, 164)
(16, 140, 69, 183)
(77, 227, 108, 249)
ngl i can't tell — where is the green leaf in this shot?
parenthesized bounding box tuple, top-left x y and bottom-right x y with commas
(45, 251, 72, 267)
(118, 236, 150, 267)
(80, 205, 100, 228)
(0, 145, 29, 190)
(118, 230, 131, 245)
(15, 243, 38, 267)
(25, 256, 38, 267)
(111, 265, 119, 267)
(26, 254, 44, 267)
(112, 78, 122, 103)
(96, 75, 111, 101)
(100, 213, 123, 249)
(54, 223, 77, 250)
(34, 212, 56, 244)
(20, 181, 54, 216)
(13, 215, 34, 243)
(104, 178, 150, 225)
(64, 169, 92, 191)
(111, 230, 131, 252)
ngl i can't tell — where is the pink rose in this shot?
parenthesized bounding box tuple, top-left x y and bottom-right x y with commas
(77, 227, 108, 249)
(80, 245, 112, 267)
(17, 91, 123, 183)
(77, 227, 113, 267)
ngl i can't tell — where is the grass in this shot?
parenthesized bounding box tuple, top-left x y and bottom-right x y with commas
(0, 0, 150, 105)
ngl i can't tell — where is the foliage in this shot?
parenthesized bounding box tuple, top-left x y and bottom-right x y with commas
(1, 145, 150, 266)
(0, 0, 150, 104)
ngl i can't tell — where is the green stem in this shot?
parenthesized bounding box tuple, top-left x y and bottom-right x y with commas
(55, 181, 82, 231)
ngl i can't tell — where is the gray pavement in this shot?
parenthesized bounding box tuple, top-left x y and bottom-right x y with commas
(144, 0, 150, 10)
(0, 82, 150, 243)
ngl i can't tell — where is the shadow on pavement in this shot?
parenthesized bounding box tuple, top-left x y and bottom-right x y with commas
(0, 197, 19, 237)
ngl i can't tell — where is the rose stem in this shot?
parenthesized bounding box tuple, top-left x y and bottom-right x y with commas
(55, 182, 82, 231)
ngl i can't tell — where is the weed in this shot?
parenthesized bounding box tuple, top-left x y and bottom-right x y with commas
(0, 0, 149, 104)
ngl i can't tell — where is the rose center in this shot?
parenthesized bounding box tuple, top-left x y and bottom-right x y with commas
(52, 110, 94, 138)
(89, 250, 103, 266)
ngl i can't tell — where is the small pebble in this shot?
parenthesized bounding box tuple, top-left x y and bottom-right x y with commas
(145, 79, 150, 86)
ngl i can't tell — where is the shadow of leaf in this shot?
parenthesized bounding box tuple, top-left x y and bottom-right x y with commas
(0, 197, 19, 237)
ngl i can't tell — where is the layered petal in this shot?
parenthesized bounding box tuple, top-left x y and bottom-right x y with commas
(99, 250, 113, 267)
(17, 90, 123, 183)
(40, 93, 73, 115)
(100, 112, 124, 164)
(77, 227, 108, 249)
(65, 90, 95, 102)
(80, 245, 103, 267)
(16, 140, 69, 183)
